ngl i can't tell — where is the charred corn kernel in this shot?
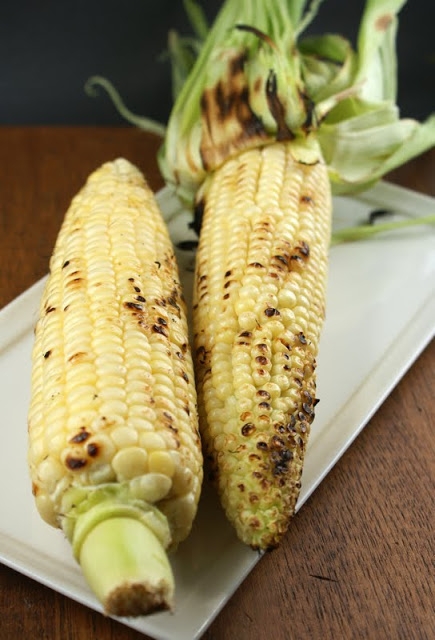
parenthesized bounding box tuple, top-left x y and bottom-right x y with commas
(28, 158, 203, 616)
(193, 141, 331, 550)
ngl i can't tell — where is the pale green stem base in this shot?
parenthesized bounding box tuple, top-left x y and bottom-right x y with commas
(78, 516, 175, 617)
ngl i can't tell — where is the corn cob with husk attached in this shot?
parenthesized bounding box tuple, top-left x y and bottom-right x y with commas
(28, 158, 203, 615)
(155, 0, 435, 550)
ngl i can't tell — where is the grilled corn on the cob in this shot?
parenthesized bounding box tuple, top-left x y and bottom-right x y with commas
(193, 142, 330, 549)
(28, 158, 203, 615)
(156, 0, 435, 549)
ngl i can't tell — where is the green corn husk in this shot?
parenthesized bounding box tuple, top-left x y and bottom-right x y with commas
(85, 1, 435, 212)
(158, 0, 435, 205)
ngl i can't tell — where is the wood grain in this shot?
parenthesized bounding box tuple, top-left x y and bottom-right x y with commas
(0, 127, 433, 640)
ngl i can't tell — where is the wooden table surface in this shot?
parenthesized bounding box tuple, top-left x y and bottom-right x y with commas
(0, 127, 434, 640)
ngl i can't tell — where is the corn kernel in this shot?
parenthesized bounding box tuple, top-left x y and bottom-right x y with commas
(112, 446, 148, 481)
(148, 451, 175, 477)
(110, 426, 138, 448)
(130, 473, 172, 503)
(138, 432, 167, 452)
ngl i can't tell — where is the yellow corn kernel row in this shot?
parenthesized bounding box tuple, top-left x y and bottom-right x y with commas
(192, 141, 331, 550)
(28, 158, 203, 546)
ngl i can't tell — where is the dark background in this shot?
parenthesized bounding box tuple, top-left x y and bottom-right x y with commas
(0, 1, 433, 127)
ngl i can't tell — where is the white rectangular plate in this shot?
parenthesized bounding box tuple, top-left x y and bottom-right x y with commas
(0, 181, 434, 640)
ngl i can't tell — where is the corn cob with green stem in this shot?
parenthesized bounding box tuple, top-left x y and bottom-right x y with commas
(156, 0, 435, 550)
(28, 158, 203, 614)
